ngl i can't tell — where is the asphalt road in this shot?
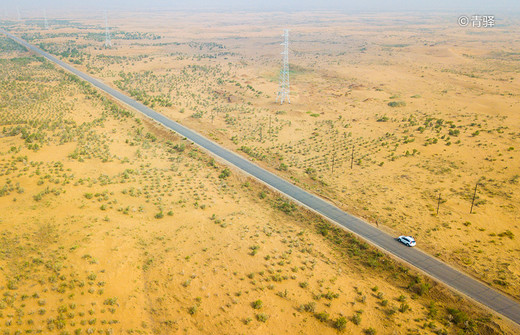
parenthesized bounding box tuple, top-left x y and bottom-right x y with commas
(3, 29, 520, 326)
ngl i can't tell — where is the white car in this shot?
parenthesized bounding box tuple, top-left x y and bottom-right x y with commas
(397, 236, 416, 247)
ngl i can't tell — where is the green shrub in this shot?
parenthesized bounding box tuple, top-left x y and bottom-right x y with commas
(399, 303, 410, 313)
(251, 300, 263, 309)
(277, 163, 288, 171)
(154, 211, 164, 219)
(103, 298, 118, 306)
(407, 276, 430, 296)
(498, 230, 514, 239)
(219, 168, 231, 179)
(446, 308, 468, 325)
(334, 316, 348, 330)
(388, 101, 406, 107)
(300, 302, 316, 313)
(427, 302, 438, 319)
(315, 311, 329, 322)
(277, 200, 296, 214)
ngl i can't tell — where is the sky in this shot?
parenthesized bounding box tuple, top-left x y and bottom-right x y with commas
(3, 0, 520, 13)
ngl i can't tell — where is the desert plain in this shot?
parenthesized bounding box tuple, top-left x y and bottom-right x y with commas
(0, 9, 519, 335)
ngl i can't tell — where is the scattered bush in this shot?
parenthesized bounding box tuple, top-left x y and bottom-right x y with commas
(427, 302, 438, 319)
(446, 308, 469, 325)
(277, 163, 288, 171)
(299, 302, 316, 313)
(154, 211, 164, 219)
(315, 311, 329, 322)
(388, 101, 406, 107)
(219, 168, 231, 179)
(498, 230, 514, 239)
(251, 300, 263, 309)
(352, 313, 361, 325)
(334, 316, 348, 331)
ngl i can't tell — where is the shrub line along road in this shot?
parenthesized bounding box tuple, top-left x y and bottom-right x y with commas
(3, 29, 520, 326)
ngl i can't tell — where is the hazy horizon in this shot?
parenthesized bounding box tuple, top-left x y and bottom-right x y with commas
(2, 0, 520, 14)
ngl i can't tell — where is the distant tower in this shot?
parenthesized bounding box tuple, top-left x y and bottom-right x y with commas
(276, 29, 290, 104)
(43, 9, 48, 29)
(104, 11, 112, 48)
(17, 7, 21, 21)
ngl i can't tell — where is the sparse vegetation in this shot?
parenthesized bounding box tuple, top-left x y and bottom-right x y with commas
(0, 12, 517, 335)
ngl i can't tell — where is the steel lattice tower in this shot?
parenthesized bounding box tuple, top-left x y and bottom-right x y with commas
(104, 11, 112, 48)
(43, 9, 48, 29)
(277, 29, 290, 104)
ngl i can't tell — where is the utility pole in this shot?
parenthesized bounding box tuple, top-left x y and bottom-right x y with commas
(104, 10, 112, 48)
(276, 29, 290, 104)
(331, 151, 336, 175)
(350, 145, 354, 169)
(470, 180, 480, 214)
(269, 115, 272, 137)
(43, 9, 49, 29)
(436, 193, 441, 215)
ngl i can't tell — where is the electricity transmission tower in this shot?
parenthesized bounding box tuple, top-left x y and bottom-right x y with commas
(43, 9, 48, 29)
(16, 7, 21, 21)
(104, 11, 112, 48)
(276, 29, 290, 104)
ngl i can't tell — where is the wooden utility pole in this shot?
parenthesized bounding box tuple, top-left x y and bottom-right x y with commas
(350, 145, 354, 169)
(331, 151, 336, 175)
(436, 193, 441, 215)
(269, 115, 272, 137)
(470, 181, 479, 214)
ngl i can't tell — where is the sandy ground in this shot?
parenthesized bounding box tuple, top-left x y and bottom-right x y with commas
(1, 11, 520, 334)
(14, 10, 518, 299)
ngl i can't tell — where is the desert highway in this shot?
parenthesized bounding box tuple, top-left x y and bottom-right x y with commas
(3, 29, 520, 326)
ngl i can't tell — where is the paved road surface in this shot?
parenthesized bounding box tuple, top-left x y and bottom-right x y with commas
(3, 29, 520, 326)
